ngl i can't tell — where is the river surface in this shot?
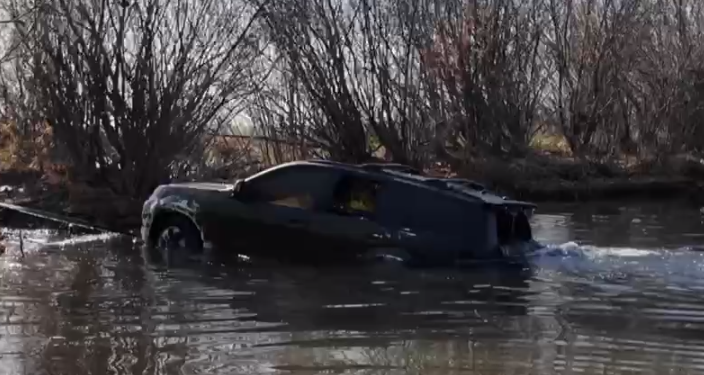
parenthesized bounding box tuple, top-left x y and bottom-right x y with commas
(1, 201, 704, 375)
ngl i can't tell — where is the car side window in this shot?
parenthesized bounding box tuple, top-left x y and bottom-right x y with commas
(242, 166, 336, 210)
(330, 175, 381, 218)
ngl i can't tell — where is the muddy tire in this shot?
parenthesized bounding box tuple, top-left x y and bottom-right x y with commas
(149, 214, 204, 268)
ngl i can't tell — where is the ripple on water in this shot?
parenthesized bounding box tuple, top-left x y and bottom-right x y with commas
(1, 204, 704, 374)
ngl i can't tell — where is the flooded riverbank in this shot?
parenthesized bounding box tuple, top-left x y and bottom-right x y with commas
(0, 201, 703, 374)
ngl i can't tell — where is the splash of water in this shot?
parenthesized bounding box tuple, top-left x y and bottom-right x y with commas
(530, 241, 704, 287)
(0, 228, 120, 256)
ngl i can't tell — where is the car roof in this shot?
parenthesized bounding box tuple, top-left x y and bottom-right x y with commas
(246, 160, 536, 208)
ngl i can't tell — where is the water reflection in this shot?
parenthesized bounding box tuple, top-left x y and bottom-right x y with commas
(0, 201, 703, 374)
(532, 200, 704, 249)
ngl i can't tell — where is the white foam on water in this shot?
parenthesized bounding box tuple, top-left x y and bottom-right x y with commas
(37, 232, 120, 247)
(529, 241, 704, 286)
(1, 228, 120, 255)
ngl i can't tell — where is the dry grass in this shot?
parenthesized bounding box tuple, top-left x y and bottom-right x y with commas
(0, 121, 58, 174)
(529, 132, 572, 156)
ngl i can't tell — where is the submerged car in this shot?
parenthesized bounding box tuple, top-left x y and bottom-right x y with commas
(140, 160, 541, 268)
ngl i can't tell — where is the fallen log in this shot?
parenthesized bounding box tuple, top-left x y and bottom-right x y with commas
(0, 201, 135, 237)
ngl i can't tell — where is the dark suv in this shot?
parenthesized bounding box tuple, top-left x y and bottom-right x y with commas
(140, 160, 541, 268)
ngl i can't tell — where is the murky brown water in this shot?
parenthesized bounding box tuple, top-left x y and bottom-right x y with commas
(1, 201, 704, 375)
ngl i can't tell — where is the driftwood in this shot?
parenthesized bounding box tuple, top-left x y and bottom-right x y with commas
(0, 201, 131, 236)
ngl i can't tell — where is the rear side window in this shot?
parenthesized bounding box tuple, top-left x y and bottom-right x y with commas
(330, 174, 381, 218)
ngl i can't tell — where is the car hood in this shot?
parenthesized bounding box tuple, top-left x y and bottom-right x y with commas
(166, 182, 232, 191)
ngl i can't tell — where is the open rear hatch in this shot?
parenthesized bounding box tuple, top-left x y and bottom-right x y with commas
(494, 201, 535, 244)
(374, 171, 540, 265)
(442, 179, 539, 257)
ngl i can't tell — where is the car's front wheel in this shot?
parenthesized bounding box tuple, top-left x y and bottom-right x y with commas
(150, 214, 204, 268)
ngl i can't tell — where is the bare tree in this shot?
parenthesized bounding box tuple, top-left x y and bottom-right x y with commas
(543, 0, 704, 163)
(625, 0, 704, 159)
(420, 0, 548, 161)
(4, 0, 704, 189)
(2, 0, 270, 197)
(257, 0, 548, 169)
(258, 0, 451, 166)
(248, 65, 325, 163)
(260, 0, 373, 163)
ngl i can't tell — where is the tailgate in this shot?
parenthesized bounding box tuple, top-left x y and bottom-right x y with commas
(492, 202, 535, 244)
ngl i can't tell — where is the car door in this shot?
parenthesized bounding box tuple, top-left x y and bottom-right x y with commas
(302, 172, 395, 261)
(197, 192, 259, 259)
(227, 165, 341, 262)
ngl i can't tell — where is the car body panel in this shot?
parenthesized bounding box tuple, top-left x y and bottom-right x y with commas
(141, 160, 540, 266)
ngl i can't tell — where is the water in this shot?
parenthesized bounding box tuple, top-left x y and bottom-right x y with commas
(1, 200, 704, 375)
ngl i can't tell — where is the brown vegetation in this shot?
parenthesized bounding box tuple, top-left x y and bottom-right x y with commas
(2, 0, 704, 229)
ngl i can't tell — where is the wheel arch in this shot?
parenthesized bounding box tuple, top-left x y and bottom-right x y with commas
(148, 208, 204, 248)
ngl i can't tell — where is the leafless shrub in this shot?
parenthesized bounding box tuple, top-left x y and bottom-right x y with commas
(545, 0, 704, 163)
(546, 0, 645, 160)
(2, 0, 704, 190)
(258, 0, 449, 166)
(0, 6, 53, 171)
(421, 0, 548, 160)
(623, 0, 704, 158)
(1, 0, 270, 197)
(257, 0, 547, 167)
(248, 67, 323, 164)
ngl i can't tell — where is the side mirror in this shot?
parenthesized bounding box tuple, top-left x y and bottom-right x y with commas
(232, 179, 245, 197)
